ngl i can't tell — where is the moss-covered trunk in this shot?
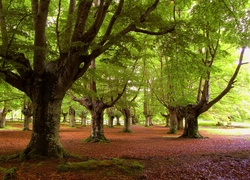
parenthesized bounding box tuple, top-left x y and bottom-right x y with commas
(85, 109, 108, 142)
(122, 107, 132, 132)
(21, 73, 68, 159)
(22, 96, 65, 159)
(180, 105, 203, 138)
(168, 108, 178, 134)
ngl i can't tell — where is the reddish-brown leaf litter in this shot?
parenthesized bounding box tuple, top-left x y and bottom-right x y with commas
(0, 122, 250, 180)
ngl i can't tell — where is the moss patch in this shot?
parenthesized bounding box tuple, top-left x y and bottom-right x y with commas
(57, 158, 144, 175)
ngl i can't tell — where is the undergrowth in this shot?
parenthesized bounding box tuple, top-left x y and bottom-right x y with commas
(57, 158, 144, 175)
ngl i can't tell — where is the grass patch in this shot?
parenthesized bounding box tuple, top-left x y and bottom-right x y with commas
(200, 126, 250, 136)
(198, 120, 217, 127)
(57, 158, 144, 175)
(1, 167, 18, 180)
(0, 125, 21, 131)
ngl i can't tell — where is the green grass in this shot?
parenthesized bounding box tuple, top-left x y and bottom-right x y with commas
(57, 158, 144, 175)
(198, 120, 217, 127)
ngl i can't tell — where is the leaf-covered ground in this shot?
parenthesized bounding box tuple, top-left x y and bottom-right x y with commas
(0, 122, 250, 179)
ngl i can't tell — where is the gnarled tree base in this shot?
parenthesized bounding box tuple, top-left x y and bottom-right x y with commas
(20, 145, 68, 160)
(83, 135, 109, 143)
(120, 128, 134, 133)
(167, 128, 178, 134)
(179, 131, 204, 138)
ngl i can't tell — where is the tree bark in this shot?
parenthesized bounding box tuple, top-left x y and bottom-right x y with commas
(0, 107, 9, 128)
(22, 103, 33, 131)
(84, 101, 108, 142)
(61, 111, 68, 123)
(168, 107, 178, 134)
(122, 107, 132, 132)
(22, 85, 67, 159)
(68, 106, 76, 127)
(107, 107, 115, 128)
(79, 111, 88, 126)
(179, 105, 203, 138)
(161, 113, 170, 127)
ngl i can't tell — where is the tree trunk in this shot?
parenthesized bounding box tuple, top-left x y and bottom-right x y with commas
(85, 107, 108, 142)
(177, 107, 184, 130)
(122, 107, 132, 132)
(115, 115, 121, 126)
(161, 112, 170, 127)
(79, 111, 87, 126)
(22, 104, 33, 131)
(180, 105, 203, 138)
(68, 106, 76, 127)
(168, 108, 178, 134)
(0, 108, 8, 128)
(22, 95, 66, 159)
(114, 110, 122, 126)
(107, 107, 115, 128)
(61, 111, 68, 123)
(178, 118, 184, 130)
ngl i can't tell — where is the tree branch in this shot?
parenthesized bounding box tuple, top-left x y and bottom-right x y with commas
(33, 0, 50, 74)
(71, 0, 93, 42)
(100, 0, 124, 45)
(132, 26, 175, 35)
(200, 47, 246, 113)
(81, 0, 112, 43)
(0, 70, 27, 93)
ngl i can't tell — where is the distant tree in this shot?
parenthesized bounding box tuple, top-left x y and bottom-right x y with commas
(22, 98, 32, 131)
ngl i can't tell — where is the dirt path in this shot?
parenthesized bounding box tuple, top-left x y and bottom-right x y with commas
(0, 123, 250, 179)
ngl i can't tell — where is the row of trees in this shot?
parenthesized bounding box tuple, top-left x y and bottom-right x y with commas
(0, 0, 249, 159)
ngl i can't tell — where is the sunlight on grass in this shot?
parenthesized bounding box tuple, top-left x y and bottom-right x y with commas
(0, 126, 21, 131)
(200, 121, 250, 136)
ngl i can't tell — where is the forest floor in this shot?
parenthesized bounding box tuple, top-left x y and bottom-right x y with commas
(0, 121, 250, 180)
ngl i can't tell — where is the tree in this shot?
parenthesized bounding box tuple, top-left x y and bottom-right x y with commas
(153, 0, 249, 137)
(22, 98, 33, 131)
(0, 0, 175, 158)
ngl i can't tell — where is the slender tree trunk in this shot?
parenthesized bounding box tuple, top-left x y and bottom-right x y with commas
(180, 105, 203, 138)
(68, 106, 76, 127)
(0, 108, 8, 128)
(115, 115, 121, 126)
(122, 107, 132, 132)
(79, 111, 87, 126)
(107, 107, 115, 128)
(161, 113, 170, 127)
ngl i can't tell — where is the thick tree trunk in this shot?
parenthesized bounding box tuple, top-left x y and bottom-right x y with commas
(168, 108, 178, 134)
(180, 105, 203, 138)
(85, 109, 108, 142)
(122, 107, 132, 132)
(22, 98, 66, 159)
